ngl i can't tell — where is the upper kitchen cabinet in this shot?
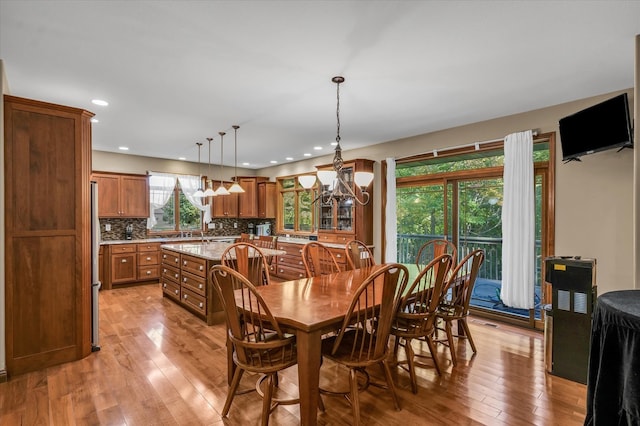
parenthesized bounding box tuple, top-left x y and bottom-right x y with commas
(258, 181, 276, 218)
(92, 172, 149, 218)
(211, 183, 239, 218)
(237, 176, 268, 218)
(316, 159, 374, 245)
(4, 95, 93, 375)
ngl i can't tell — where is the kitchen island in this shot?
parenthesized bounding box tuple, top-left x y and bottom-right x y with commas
(160, 242, 284, 325)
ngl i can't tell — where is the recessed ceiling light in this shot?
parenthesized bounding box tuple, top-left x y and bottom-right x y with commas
(242, 162, 250, 166)
(303, 153, 312, 157)
(313, 146, 322, 150)
(90, 118, 99, 123)
(270, 160, 278, 164)
(118, 146, 129, 151)
(286, 157, 294, 161)
(91, 99, 109, 106)
(178, 157, 186, 161)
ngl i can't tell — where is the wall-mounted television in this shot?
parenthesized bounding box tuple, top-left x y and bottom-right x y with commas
(558, 93, 633, 162)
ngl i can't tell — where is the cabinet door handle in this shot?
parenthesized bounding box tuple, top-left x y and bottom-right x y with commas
(121, 259, 127, 263)
(163, 255, 167, 259)
(198, 284, 203, 289)
(175, 258, 179, 263)
(199, 265, 203, 271)
(183, 294, 188, 299)
(146, 271, 151, 275)
(183, 277, 187, 282)
(174, 273, 179, 279)
(183, 260, 187, 265)
(146, 257, 151, 261)
(336, 254, 342, 258)
(174, 289, 179, 295)
(199, 302, 203, 308)
(163, 283, 166, 288)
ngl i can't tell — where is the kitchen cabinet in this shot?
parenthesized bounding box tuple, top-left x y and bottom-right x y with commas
(316, 159, 374, 245)
(161, 248, 223, 324)
(211, 185, 238, 218)
(273, 241, 306, 280)
(258, 181, 277, 218)
(103, 242, 161, 289)
(237, 176, 268, 218)
(93, 172, 149, 218)
(4, 95, 94, 375)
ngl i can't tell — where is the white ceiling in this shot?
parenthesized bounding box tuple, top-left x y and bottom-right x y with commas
(1, 1, 639, 169)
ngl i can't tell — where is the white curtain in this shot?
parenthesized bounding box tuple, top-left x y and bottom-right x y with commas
(147, 172, 177, 229)
(177, 175, 211, 224)
(384, 158, 397, 263)
(501, 130, 535, 309)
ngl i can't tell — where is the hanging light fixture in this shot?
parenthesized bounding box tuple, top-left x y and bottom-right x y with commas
(299, 76, 374, 205)
(228, 125, 245, 193)
(193, 142, 205, 198)
(203, 137, 216, 197)
(214, 131, 230, 196)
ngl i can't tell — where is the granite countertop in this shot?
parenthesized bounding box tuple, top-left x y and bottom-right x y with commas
(161, 241, 285, 261)
(101, 236, 238, 245)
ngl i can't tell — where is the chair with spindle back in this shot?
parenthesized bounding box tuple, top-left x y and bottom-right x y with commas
(302, 241, 341, 277)
(221, 242, 271, 286)
(344, 239, 375, 270)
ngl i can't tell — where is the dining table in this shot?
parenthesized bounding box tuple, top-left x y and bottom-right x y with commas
(234, 264, 387, 426)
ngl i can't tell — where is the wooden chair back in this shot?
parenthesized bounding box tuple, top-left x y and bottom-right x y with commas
(329, 263, 409, 364)
(302, 242, 341, 277)
(236, 233, 252, 243)
(441, 249, 485, 317)
(396, 253, 453, 336)
(344, 239, 375, 270)
(221, 242, 271, 286)
(416, 239, 457, 271)
(210, 265, 295, 371)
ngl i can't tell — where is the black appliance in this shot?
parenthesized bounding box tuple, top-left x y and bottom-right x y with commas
(544, 257, 596, 384)
(558, 93, 633, 162)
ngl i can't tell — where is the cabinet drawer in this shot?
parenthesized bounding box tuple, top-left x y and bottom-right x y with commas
(181, 287, 206, 316)
(138, 252, 160, 266)
(181, 271, 206, 297)
(275, 265, 307, 281)
(137, 242, 161, 252)
(111, 244, 136, 254)
(138, 265, 160, 280)
(317, 233, 354, 245)
(162, 279, 181, 301)
(181, 254, 207, 278)
(328, 247, 347, 266)
(161, 264, 180, 283)
(162, 250, 181, 266)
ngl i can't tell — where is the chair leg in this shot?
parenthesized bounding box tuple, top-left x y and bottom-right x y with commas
(222, 365, 245, 416)
(445, 320, 457, 366)
(381, 360, 402, 411)
(349, 368, 361, 425)
(425, 336, 442, 376)
(403, 338, 418, 394)
(261, 373, 274, 426)
(460, 319, 477, 353)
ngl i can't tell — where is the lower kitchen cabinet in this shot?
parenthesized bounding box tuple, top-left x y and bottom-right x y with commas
(104, 242, 161, 289)
(161, 248, 223, 325)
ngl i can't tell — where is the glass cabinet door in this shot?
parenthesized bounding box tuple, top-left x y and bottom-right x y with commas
(318, 166, 355, 232)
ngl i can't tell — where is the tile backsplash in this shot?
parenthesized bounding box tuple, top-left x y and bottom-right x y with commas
(99, 218, 275, 241)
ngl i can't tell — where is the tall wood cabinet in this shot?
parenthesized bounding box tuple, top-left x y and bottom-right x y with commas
(237, 176, 268, 218)
(92, 172, 149, 218)
(316, 159, 374, 245)
(258, 181, 276, 218)
(4, 95, 94, 376)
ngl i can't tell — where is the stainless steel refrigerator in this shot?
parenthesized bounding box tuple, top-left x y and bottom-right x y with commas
(91, 181, 101, 351)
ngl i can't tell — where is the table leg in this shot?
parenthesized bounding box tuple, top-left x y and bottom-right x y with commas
(296, 330, 322, 426)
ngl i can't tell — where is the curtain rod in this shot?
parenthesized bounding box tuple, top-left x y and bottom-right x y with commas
(428, 129, 539, 157)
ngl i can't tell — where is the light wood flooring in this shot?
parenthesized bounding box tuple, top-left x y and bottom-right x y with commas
(0, 283, 587, 425)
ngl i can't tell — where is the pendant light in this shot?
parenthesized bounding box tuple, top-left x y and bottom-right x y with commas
(203, 137, 216, 197)
(214, 131, 230, 196)
(227, 125, 245, 193)
(193, 142, 205, 198)
(299, 76, 373, 205)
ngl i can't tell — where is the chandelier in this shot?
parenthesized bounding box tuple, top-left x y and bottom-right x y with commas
(299, 76, 373, 205)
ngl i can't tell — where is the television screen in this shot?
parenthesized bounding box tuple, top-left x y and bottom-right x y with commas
(559, 93, 633, 161)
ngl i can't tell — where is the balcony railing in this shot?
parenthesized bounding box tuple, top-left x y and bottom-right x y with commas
(397, 233, 543, 318)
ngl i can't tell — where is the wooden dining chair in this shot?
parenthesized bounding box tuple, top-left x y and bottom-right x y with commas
(415, 239, 457, 271)
(210, 265, 300, 426)
(344, 239, 375, 270)
(435, 249, 485, 366)
(221, 242, 271, 286)
(302, 241, 341, 277)
(390, 254, 453, 393)
(236, 232, 252, 243)
(320, 263, 409, 425)
(252, 236, 279, 276)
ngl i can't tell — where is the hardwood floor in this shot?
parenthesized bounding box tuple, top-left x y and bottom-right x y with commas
(0, 283, 587, 425)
